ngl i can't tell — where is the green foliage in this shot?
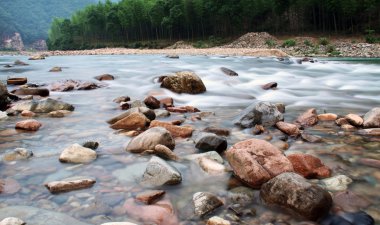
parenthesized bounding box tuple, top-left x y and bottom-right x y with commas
(319, 37, 329, 46)
(303, 40, 313, 47)
(326, 45, 335, 53)
(282, 39, 296, 48)
(365, 30, 380, 43)
(265, 39, 277, 47)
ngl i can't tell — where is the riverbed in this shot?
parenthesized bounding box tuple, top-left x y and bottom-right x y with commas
(0, 55, 380, 224)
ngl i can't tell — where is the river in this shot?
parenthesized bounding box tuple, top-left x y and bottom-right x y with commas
(0, 55, 379, 224)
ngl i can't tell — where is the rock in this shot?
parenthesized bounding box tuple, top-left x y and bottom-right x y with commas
(130, 100, 147, 108)
(119, 102, 130, 110)
(15, 119, 42, 131)
(141, 156, 182, 186)
(0, 83, 10, 111)
(113, 96, 130, 103)
(195, 132, 227, 153)
(153, 144, 179, 161)
(0, 206, 90, 225)
(149, 120, 193, 138)
(184, 151, 224, 164)
(357, 158, 380, 169)
(110, 112, 150, 130)
(262, 82, 278, 90)
(2, 148, 33, 162)
(295, 108, 318, 127)
(261, 173, 332, 221)
(207, 216, 231, 225)
(252, 124, 265, 135)
(272, 140, 289, 151)
(123, 198, 178, 225)
(221, 67, 238, 76)
(11, 98, 74, 113)
(49, 80, 102, 92)
(345, 114, 363, 126)
(161, 71, 206, 94)
(226, 138, 293, 188)
(287, 153, 331, 179)
(0, 111, 8, 120)
(358, 128, 380, 136)
(198, 157, 227, 175)
(227, 186, 255, 205)
(320, 175, 353, 191)
(276, 121, 300, 136)
(144, 96, 160, 109)
(203, 127, 230, 136)
(167, 106, 200, 113)
(107, 107, 155, 124)
(21, 110, 35, 117)
(126, 127, 175, 153)
(233, 101, 284, 128)
(59, 144, 97, 164)
(154, 109, 170, 118)
(0, 178, 21, 194)
(49, 67, 62, 72)
(29, 55, 45, 60)
(7, 77, 27, 85)
(136, 190, 166, 204)
(275, 103, 286, 113)
(82, 141, 99, 150)
(320, 211, 375, 225)
(301, 133, 323, 143)
(333, 191, 371, 212)
(11, 88, 50, 97)
(318, 113, 338, 121)
(48, 111, 65, 118)
(342, 124, 356, 131)
(159, 97, 174, 108)
(166, 54, 179, 59)
(336, 118, 349, 126)
(193, 192, 223, 217)
(95, 74, 114, 81)
(14, 60, 29, 66)
(0, 217, 25, 225)
(363, 107, 380, 128)
(101, 223, 137, 225)
(44, 178, 96, 194)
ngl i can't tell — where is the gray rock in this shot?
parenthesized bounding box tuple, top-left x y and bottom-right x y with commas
(161, 71, 206, 94)
(126, 127, 175, 153)
(227, 186, 255, 205)
(0, 217, 25, 225)
(221, 67, 238, 76)
(0, 82, 10, 111)
(141, 156, 182, 186)
(59, 144, 97, 164)
(320, 175, 353, 191)
(107, 107, 155, 124)
(195, 132, 227, 153)
(154, 109, 170, 118)
(363, 107, 380, 128)
(193, 192, 223, 217)
(260, 172, 332, 221)
(233, 101, 284, 128)
(2, 148, 33, 162)
(82, 141, 99, 150)
(183, 151, 224, 164)
(130, 100, 147, 108)
(358, 128, 380, 136)
(0, 206, 90, 225)
(11, 98, 74, 113)
(0, 111, 8, 120)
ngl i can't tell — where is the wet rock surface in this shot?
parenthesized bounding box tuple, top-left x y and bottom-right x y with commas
(295, 108, 318, 127)
(11, 98, 74, 113)
(220, 67, 238, 76)
(287, 153, 331, 179)
(149, 120, 193, 138)
(141, 156, 182, 186)
(363, 108, 380, 128)
(195, 132, 227, 153)
(59, 144, 97, 164)
(11, 88, 50, 97)
(15, 119, 42, 131)
(2, 148, 33, 162)
(193, 192, 223, 217)
(45, 178, 96, 194)
(0, 82, 10, 110)
(126, 127, 175, 153)
(160, 71, 206, 94)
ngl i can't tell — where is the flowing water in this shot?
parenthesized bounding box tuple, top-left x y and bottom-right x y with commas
(0, 55, 380, 224)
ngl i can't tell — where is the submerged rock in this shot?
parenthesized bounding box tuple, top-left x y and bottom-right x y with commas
(29, 55, 45, 60)
(2, 148, 33, 162)
(226, 138, 293, 188)
(193, 192, 223, 217)
(203, 127, 230, 136)
(333, 191, 371, 212)
(262, 82, 278, 90)
(287, 153, 331, 179)
(221, 67, 238, 76)
(233, 101, 284, 128)
(260, 172, 332, 221)
(363, 107, 380, 128)
(44, 178, 96, 194)
(49, 67, 62, 72)
(11, 98, 74, 113)
(358, 128, 380, 136)
(184, 151, 224, 164)
(0, 217, 25, 225)
(126, 127, 175, 153)
(320, 211, 374, 225)
(141, 156, 182, 186)
(21, 110, 35, 117)
(15, 119, 42, 131)
(320, 175, 353, 191)
(0, 178, 21, 195)
(11, 88, 50, 97)
(161, 71, 206, 94)
(136, 190, 166, 205)
(301, 133, 323, 143)
(95, 74, 114, 81)
(113, 96, 130, 103)
(59, 144, 97, 164)
(295, 108, 318, 127)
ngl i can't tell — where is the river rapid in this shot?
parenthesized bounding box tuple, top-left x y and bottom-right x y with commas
(0, 55, 379, 225)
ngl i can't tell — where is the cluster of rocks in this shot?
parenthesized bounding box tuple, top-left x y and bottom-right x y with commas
(166, 41, 195, 49)
(223, 32, 277, 49)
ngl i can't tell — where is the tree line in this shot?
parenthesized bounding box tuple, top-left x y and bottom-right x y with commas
(47, 0, 380, 50)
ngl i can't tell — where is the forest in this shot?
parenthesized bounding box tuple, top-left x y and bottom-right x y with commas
(47, 0, 380, 50)
(0, 0, 103, 44)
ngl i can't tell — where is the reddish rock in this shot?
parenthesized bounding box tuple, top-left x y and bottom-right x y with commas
(95, 74, 115, 81)
(149, 120, 193, 138)
(262, 82, 278, 90)
(167, 106, 200, 113)
(287, 153, 331, 179)
(15, 119, 42, 131)
(21, 110, 35, 117)
(120, 102, 130, 110)
(0, 178, 21, 195)
(170, 120, 183, 125)
(341, 124, 356, 131)
(317, 113, 338, 121)
(110, 112, 149, 130)
(295, 108, 318, 127)
(159, 97, 174, 108)
(333, 191, 371, 212)
(113, 96, 131, 103)
(203, 127, 230, 136)
(335, 118, 350, 126)
(123, 198, 178, 225)
(144, 96, 161, 109)
(358, 158, 380, 169)
(252, 125, 265, 135)
(345, 114, 364, 127)
(136, 190, 166, 205)
(226, 138, 293, 188)
(276, 121, 300, 136)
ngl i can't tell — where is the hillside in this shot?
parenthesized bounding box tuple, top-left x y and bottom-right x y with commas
(0, 0, 103, 44)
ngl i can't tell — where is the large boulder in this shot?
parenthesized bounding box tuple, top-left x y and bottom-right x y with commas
(363, 107, 380, 128)
(233, 101, 284, 128)
(11, 98, 74, 113)
(0, 82, 10, 111)
(260, 172, 332, 221)
(59, 144, 97, 164)
(226, 138, 293, 188)
(161, 71, 206, 94)
(126, 127, 175, 153)
(141, 156, 182, 186)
